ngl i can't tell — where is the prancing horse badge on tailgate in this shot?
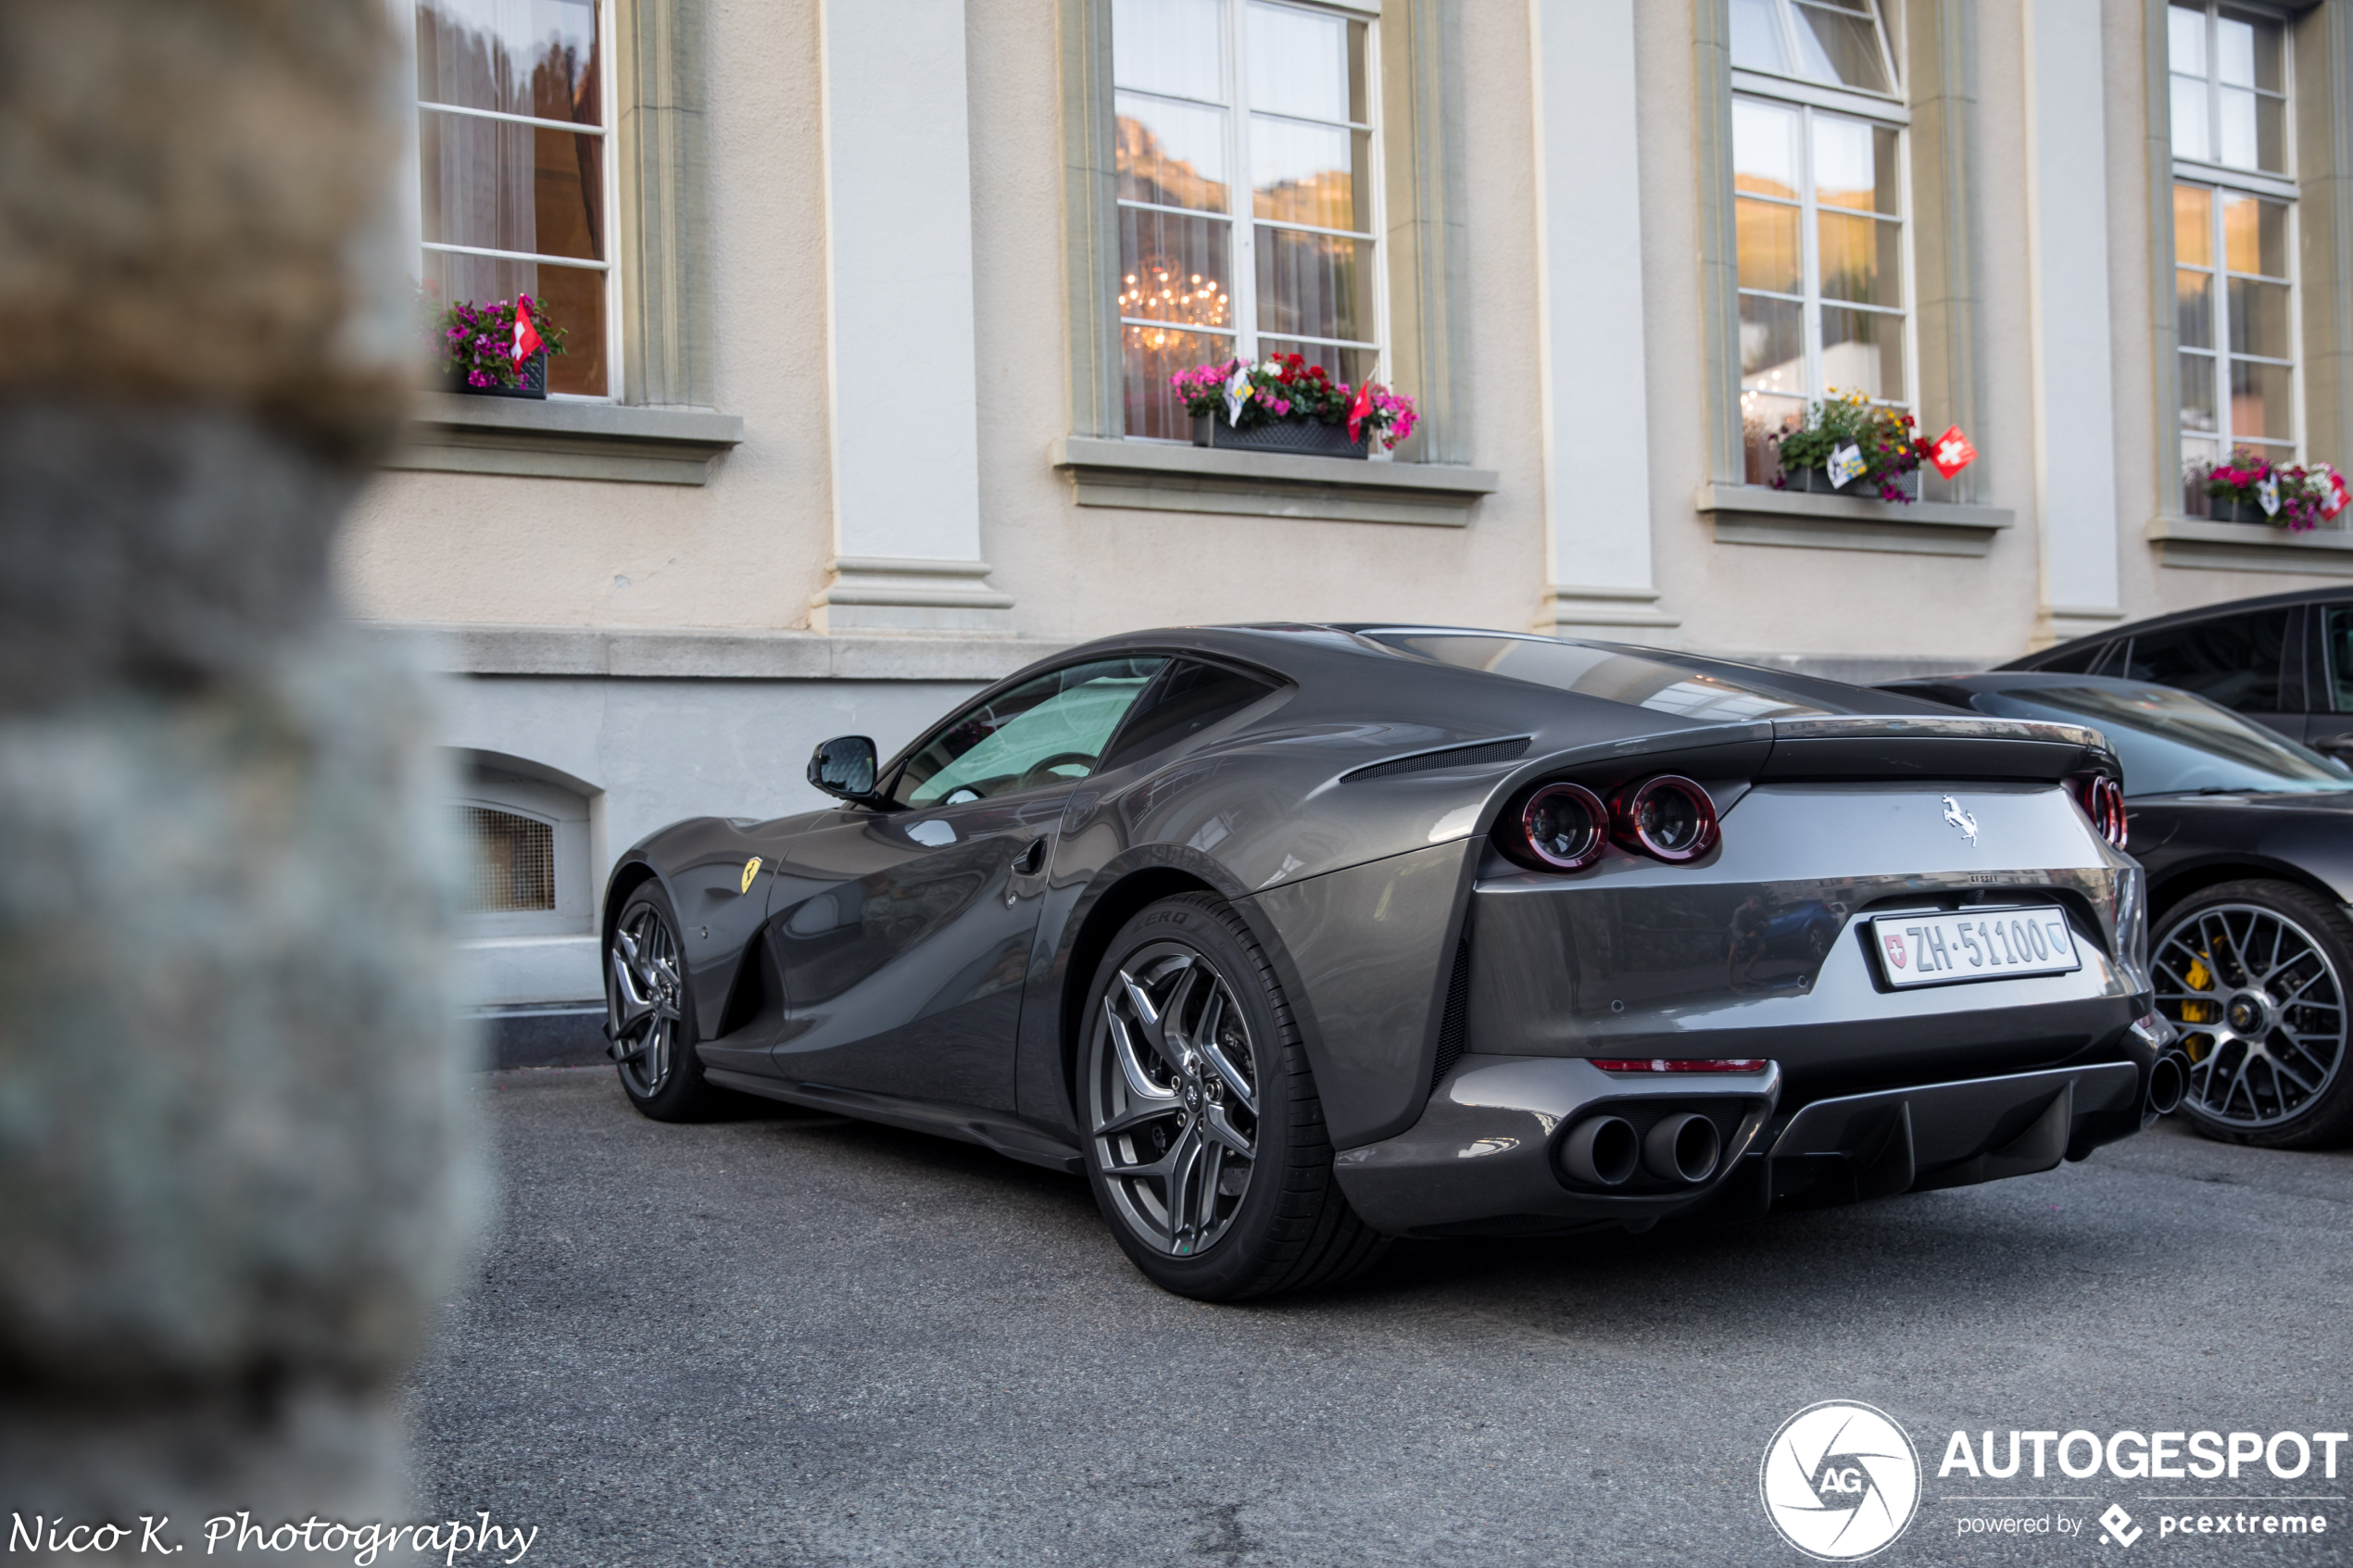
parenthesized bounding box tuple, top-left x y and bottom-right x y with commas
(1942, 795, 1979, 847)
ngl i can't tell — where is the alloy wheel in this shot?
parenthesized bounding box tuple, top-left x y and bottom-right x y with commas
(1088, 942, 1260, 1257)
(609, 905, 686, 1098)
(2154, 902, 2347, 1130)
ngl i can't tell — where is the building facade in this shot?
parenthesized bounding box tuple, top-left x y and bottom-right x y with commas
(352, 0, 2353, 1026)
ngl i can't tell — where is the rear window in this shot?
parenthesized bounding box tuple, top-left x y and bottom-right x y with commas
(1365, 632, 1831, 723)
(2120, 609, 2291, 712)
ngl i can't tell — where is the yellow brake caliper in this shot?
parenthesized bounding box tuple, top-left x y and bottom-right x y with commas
(2179, 954, 2216, 1061)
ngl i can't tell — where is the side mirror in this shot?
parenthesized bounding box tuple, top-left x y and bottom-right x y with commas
(808, 734, 882, 804)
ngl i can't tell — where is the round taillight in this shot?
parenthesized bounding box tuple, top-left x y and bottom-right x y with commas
(2072, 772, 2129, 851)
(1611, 774, 1721, 863)
(1500, 781, 1609, 872)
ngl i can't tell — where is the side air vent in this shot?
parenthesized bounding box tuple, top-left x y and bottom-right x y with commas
(1431, 935, 1473, 1089)
(1345, 735, 1531, 783)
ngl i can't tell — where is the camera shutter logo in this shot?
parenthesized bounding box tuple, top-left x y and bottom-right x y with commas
(1759, 1400, 1920, 1561)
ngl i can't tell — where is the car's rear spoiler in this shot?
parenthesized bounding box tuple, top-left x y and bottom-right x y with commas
(1758, 715, 2113, 784)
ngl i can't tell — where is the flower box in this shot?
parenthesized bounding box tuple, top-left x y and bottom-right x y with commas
(444, 349, 547, 401)
(1191, 412, 1367, 459)
(1790, 465, 1919, 501)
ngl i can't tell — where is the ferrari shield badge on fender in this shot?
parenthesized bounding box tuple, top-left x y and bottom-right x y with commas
(740, 857, 762, 895)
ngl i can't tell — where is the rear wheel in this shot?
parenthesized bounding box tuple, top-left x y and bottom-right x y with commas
(606, 882, 727, 1122)
(1080, 893, 1388, 1299)
(2154, 879, 2353, 1148)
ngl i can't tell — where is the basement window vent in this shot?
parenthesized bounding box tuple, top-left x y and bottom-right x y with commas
(456, 806, 556, 913)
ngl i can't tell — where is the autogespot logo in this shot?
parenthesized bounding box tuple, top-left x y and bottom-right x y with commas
(1761, 1400, 1922, 1561)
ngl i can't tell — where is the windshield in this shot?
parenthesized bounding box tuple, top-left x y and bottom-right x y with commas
(1974, 684, 2353, 797)
(1365, 632, 1831, 724)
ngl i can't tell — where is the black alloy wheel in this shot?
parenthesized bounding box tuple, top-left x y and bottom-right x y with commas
(607, 882, 726, 1122)
(1080, 893, 1388, 1299)
(2153, 879, 2353, 1148)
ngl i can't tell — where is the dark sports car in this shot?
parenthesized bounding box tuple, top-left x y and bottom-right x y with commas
(1881, 671, 2353, 1149)
(603, 626, 2172, 1300)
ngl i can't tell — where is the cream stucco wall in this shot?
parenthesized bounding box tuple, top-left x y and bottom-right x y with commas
(337, 0, 2353, 663)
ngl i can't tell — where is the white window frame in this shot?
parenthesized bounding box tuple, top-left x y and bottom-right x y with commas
(2169, 0, 2302, 479)
(1112, 0, 1388, 438)
(405, 0, 623, 403)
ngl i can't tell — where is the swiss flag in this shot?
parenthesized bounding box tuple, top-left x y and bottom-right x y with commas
(1928, 424, 1978, 480)
(511, 299, 545, 367)
(1345, 381, 1374, 445)
(2327, 471, 2351, 521)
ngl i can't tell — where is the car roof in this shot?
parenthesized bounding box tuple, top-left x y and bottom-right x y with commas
(1880, 671, 2171, 696)
(1996, 583, 2347, 671)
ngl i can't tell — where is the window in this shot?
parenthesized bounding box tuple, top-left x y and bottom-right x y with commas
(2120, 608, 2293, 714)
(891, 659, 1168, 808)
(1727, 2, 1907, 483)
(1110, 0, 1382, 441)
(2170, 2, 2296, 511)
(1097, 660, 1280, 772)
(449, 755, 597, 938)
(456, 806, 555, 912)
(415, 0, 612, 398)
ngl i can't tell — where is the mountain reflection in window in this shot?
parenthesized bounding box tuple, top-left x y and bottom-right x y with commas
(1365, 633, 1830, 723)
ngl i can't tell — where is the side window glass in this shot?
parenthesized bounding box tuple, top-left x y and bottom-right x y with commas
(891, 659, 1166, 808)
(2121, 609, 2290, 712)
(2327, 607, 2353, 712)
(2032, 642, 2106, 675)
(1097, 660, 1279, 773)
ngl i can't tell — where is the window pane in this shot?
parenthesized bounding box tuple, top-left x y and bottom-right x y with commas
(422, 250, 607, 396)
(2228, 276, 2292, 359)
(1739, 294, 1805, 395)
(1254, 226, 1372, 343)
(2171, 74, 2211, 162)
(2122, 610, 2290, 713)
(2168, 2, 2207, 75)
(2182, 436, 2219, 516)
(2179, 350, 2217, 431)
(1252, 118, 1368, 231)
(2177, 268, 2213, 348)
(2230, 358, 2294, 440)
(1735, 199, 1802, 295)
(456, 808, 554, 913)
(2256, 95, 2285, 175)
(1248, 2, 1354, 123)
(2173, 182, 2212, 267)
(2222, 193, 2287, 277)
(897, 659, 1170, 809)
(2215, 9, 2282, 89)
(1743, 390, 1805, 484)
(1098, 660, 1278, 773)
(421, 112, 605, 262)
(1118, 207, 1234, 329)
(1818, 211, 1901, 307)
(2219, 85, 2259, 169)
(1732, 98, 1800, 200)
(1813, 117, 1897, 214)
(1790, 1, 1892, 94)
(1729, 0, 1789, 74)
(417, 0, 601, 125)
(1113, 0, 1226, 101)
(1819, 307, 1904, 401)
(1116, 93, 1229, 213)
(1124, 325, 1229, 440)
(1258, 336, 1375, 394)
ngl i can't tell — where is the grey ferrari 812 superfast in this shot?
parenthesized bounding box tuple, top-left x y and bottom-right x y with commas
(601, 626, 2176, 1299)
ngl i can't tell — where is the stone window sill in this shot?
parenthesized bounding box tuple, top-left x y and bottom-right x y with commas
(388, 394, 746, 486)
(1696, 483, 2015, 557)
(1050, 435, 1499, 527)
(2145, 514, 2353, 575)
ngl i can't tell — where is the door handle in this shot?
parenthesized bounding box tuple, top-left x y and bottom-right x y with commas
(1013, 836, 1049, 875)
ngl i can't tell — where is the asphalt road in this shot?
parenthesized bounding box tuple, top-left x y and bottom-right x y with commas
(404, 1068, 2353, 1567)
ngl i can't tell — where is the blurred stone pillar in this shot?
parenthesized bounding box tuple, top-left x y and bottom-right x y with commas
(0, 0, 476, 1554)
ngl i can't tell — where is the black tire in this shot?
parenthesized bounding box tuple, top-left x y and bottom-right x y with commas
(606, 881, 729, 1123)
(1078, 893, 1389, 1300)
(2158, 878, 2353, 1148)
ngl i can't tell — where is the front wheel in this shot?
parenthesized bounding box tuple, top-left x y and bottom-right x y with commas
(2155, 879, 2353, 1148)
(606, 882, 727, 1122)
(1080, 893, 1388, 1299)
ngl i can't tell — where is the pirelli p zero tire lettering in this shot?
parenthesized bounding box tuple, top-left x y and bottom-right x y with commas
(2157, 879, 2353, 1149)
(607, 881, 729, 1123)
(1079, 893, 1388, 1300)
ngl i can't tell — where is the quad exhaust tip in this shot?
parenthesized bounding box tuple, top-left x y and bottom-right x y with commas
(1644, 1111, 1720, 1185)
(2146, 1051, 2188, 1117)
(1561, 1115, 1641, 1186)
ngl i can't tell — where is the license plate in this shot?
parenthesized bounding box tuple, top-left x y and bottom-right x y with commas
(1871, 908, 2082, 988)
